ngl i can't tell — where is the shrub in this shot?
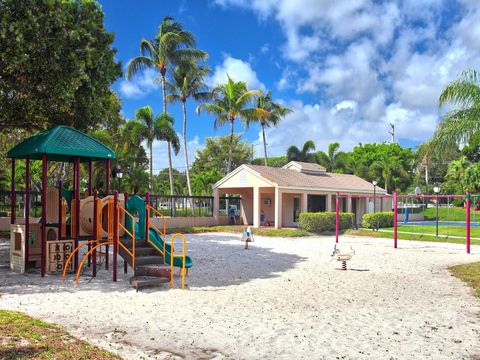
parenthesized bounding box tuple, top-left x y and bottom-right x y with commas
(362, 211, 394, 229)
(298, 212, 355, 233)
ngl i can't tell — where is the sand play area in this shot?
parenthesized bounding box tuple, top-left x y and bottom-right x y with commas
(1, 233, 480, 359)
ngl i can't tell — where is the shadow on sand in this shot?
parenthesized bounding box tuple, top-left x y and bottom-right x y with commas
(0, 233, 307, 295)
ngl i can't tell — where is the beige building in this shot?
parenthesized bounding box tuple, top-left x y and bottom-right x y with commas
(212, 161, 388, 228)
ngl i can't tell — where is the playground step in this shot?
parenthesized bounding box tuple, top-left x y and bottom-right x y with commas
(133, 247, 156, 257)
(135, 265, 170, 278)
(129, 275, 169, 292)
(134, 255, 165, 266)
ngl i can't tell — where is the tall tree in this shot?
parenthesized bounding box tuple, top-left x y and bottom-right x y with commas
(432, 69, 480, 150)
(370, 155, 404, 193)
(196, 75, 262, 173)
(156, 113, 181, 194)
(247, 91, 292, 166)
(167, 63, 210, 196)
(132, 106, 162, 192)
(286, 140, 316, 162)
(316, 142, 347, 172)
(126, 16, 205, 193)
(0, 0, 121, 131)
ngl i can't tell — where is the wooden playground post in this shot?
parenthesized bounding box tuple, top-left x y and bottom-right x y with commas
(106, 159, 110, 195)
(41, 154, 47, 277)
(74, 157, 80, 271)
(25, 156, 30, 272)
(393, 192, 398, 249)
(93, 189, 98, 277)
(88, 161, 92, 196)
(335, 192, 340, 243)
(10, 158, 15, 225)
(58, 179, 62, 239)
(466, 188, 471, 254)
(113, 190, 118, 282)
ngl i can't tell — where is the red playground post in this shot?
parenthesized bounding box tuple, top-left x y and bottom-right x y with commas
(145, 192, 150, 243)
(335, 192, 340, 243)
(466, 189, 471, 254)
(113, 190, 118, 282)
(393, 192, 398, 249)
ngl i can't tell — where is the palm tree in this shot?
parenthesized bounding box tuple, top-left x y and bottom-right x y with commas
(167, 63, 210, 196)
(370, 155, 403, 194)
(156, 113, 180, 195)
(287, 140, 316, 162)
(196, 75, 262, 173)
(132, 105, 161, 192)
(247, 91, 293, 166)
(316, 142, 344, 171)
(432, 69, 480, 150)
(126, 16, 206, 194)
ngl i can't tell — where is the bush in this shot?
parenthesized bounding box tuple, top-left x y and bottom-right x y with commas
(362, 212, 394, 229)
(298, 212, 354, 233)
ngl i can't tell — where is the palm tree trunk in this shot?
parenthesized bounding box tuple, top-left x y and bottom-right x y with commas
(262, 123, 268, 166)
(227, 119, 234, 173)
(149, 142, 153, 192)
(167, 142, 174, 195)
(182, 101, 192, 196)
(161, 74, 167, 114)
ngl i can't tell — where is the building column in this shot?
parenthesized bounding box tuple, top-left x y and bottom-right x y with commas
(347, 197, 352, 212)
(325, 194, 332, 212)
(301, 193, 308, 213)
(213, 188, 220, 225)
(274, 188, 282, 229)
(253, 187, 260, 228)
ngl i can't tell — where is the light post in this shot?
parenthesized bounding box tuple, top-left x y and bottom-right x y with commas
(433, 184, 440, 240)
(372, 180, 377, 213)
(117, 170, 123, 193)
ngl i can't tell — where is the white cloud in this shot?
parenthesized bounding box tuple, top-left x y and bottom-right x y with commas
(151, 135, 203, 173)
(207, 56, 266, 90)
(118, 68, 160, 99)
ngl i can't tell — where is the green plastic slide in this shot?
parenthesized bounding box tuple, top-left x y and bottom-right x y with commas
(149, 228, 192, 269)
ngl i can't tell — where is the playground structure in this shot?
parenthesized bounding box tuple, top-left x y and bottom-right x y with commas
(335, 190, 473, 254)
(7, 126, 192, 290)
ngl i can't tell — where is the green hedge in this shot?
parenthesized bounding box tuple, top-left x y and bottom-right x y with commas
(362, 211, 394, 228)
(298, 212, 355, 233)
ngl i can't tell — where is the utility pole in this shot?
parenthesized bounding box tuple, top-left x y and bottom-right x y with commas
(388, 123, 395, 144)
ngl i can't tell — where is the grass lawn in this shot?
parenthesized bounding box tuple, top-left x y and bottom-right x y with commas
(0, 310, 119, 359)
(346, 228, 480, 246)
(167, 225, 310, 237)
(392, 224, 480, 238)
(423, 206, 480, 222)
(449, 262, 480, 298)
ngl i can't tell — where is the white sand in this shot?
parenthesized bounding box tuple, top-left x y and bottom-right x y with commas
(1, 234, 480, 359)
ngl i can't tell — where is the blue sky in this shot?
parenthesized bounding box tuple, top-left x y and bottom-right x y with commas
(98, 0, 480, 172)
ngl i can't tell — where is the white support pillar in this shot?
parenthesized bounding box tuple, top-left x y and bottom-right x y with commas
(213, 188, 220, 224)
(326, 194, 332, 212)
(301, 192, 308, 213)
(347, 197, 352, 212)
(275, 187, 282, 229)
(253, 187, 260, 228)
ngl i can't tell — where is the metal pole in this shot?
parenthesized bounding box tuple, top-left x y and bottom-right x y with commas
(10, 158, 15, 225)
(146, 192, 150, 243)
(113, 190, 118, 282)
(58, 180, 62, 239)
(93, 189, 98, 277)
(106, 159, 110, 195)
(436, 193, 439, 240)
(74, 157, 80, 271)
(88, 161, 92, 196)
(41, 154, 47, 277)
(466, 189, 471, 254)
(393, 192, 398, 249)
(335, 192, 340, 243)
(124, 192, 129, 274)
(25, 156, 30, 272)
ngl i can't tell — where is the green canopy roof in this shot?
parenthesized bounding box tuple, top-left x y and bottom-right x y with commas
(7, 125, 115, 162)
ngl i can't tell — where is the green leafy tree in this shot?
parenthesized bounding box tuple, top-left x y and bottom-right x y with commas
(125, 167, 149, 194)
(167, 62, 210, 196)
(191, 169, 222, 196)
(0, 0, 121, 131)
(156, 113, 180, 194)
(191, 135, 253, 175)
(316, 142, 348, 172)
(286, 140, 316, 162)
(247, 91, 293, 166)
(432, 69, 480, 150)
(196, 75, 262, 173)
(251, 155, 289, 167)
(370, 155, 406, 193)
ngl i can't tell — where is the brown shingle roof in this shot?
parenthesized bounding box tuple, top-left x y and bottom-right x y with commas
(283, 161, 326, 172)
(246, 164, 386, 193)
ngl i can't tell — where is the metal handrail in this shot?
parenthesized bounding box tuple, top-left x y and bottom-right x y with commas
(170, 233, 187, 290)
(75, 241, 113, 284)
(117, 205, 135, 268)
(146, 205, 167, 262)
(62, 239, 101, 279)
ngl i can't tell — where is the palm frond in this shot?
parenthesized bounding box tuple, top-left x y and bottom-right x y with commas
(125, 57, 155, 80)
